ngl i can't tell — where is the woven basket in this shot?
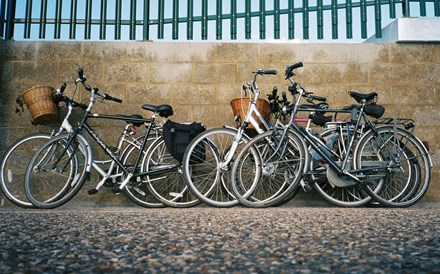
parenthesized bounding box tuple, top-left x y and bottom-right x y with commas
(230, 98, 271, 129)
(22, 85, 59, 125)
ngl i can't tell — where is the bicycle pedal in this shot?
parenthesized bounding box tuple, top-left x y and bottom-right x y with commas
(112, 187, 122, 194)
(302, 184, 313, 193)
(88, 189, 98, 195)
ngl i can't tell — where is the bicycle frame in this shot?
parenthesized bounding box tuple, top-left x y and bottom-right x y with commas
(219, 72, 278, 170)
(282, 78, 410, 185)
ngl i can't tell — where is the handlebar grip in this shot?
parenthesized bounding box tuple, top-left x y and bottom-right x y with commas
(288, 62, 303, 70)
(263, 70, 278, 75)
(59, 83, 67, 94)
(78, 67, 84, 79)
(282, 91, 287, 102)
(103, 93, 123, 103)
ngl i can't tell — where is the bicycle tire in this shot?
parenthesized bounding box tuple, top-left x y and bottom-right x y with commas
(310, 128, 372, 207)
(121, 135, 165, 208)
(25, 133, 89, 209)
(231, 129, 306, 208)
(182, 127, 250, 207)
(143, 137, 200, 208)
(0, 132, 52, 208)
(354, 126, 431, 207)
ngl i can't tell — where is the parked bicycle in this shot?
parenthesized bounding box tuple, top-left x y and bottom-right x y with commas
(23, 68, 199, 209)
(230, 62, 432, 208)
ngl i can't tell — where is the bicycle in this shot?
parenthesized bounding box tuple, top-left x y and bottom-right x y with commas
(24, 68, 198, 209)
(230, 62, 432, 208)
(181, 68, 297, 207)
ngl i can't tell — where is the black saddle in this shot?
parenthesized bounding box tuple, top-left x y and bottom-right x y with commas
(142, 104, 174, 118)
(348, 91, 378, 103)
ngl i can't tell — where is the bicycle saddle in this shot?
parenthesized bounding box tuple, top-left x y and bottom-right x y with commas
(348, 91, 378, 103)
(120, 114, 144, 127)
(142, 104, 174, 118)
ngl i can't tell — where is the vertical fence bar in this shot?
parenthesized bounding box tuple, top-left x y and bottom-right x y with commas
(115, 0, 122, 39)
(0, 0, 5, 39)
(230, 0, 237, 39)
(346, 0, 352, 39)
(274, 0, 280, 39)
(100, 0, 107, 39)
(331, 0, 338, 39)
(85, 0, 92, 39)
(70, 0, 77, 39)
(288, 0, 295, 39)
(216, 0, 222, 40)
(39, 0, 47, 39)
(172, 0, 178, 39)
(143, 0, 150, 40)
(4, 0, 15, 39)
(317, 0, 323, 39)
(54, 0, 62, 39)
(187, 0, 193, 40)
(259, 0, 265, 39)
(374, 0, 381, 38)
(403, 0, 410, 17)
(361, 0, 367, 38)
(158, 0, 164, 39)
(303, 0, 309, 39)
(130, 0, 136, 40)
(201, 0, 208, 39)
(24, 0, 32, 38)
(389, 0, 396, 18)
(245, 0, 251, 39)
(435, 0, 440, 16)
(420, 0, 426, 16)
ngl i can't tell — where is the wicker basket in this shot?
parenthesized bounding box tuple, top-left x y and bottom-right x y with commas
(230, 98, 271, 129)
(22, 85, 59, 125)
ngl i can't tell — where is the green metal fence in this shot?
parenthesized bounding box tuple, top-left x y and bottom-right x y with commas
(1, 0, 439, 41)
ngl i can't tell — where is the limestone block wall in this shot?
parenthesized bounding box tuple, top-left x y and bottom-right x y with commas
(0, 41, 439, 205)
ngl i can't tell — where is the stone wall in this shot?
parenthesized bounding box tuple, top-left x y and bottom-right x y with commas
(0, 41, 439, 206)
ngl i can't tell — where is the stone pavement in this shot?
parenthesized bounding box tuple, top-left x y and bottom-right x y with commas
(1, 203, 439, 273)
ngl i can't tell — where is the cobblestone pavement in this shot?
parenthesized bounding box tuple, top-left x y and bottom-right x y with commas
(1, 205, 439, 273)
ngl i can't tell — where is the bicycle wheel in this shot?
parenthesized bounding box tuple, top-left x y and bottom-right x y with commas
(0, 132, 52, 208)
(25, 133, 89, 209)
(143, 137, 200, 208)
(231, 129, 306, 208)
(354, 126, 431, 207)
(310, 128, 372, 207)
(182, 127, 250, 207)
(121, 135, 165, 208)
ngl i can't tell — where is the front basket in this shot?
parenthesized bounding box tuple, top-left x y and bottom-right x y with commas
(22, 85, 59, 125)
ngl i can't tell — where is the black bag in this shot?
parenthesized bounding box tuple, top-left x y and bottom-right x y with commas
(163, 120, 206, 162)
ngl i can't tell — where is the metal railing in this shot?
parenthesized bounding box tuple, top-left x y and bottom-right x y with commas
(1, 0, 439, 41)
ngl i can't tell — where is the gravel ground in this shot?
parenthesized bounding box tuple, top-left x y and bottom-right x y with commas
(1, 206, 439, 274)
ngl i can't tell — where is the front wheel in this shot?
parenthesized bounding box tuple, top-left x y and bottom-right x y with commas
(25, 134, 89, 209)
(182, 127, 250, 207)
(231, 129, 306, 208)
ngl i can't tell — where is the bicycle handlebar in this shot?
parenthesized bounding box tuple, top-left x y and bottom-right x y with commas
(254, 69, 278, 75)
(76, 68, 123, 104)
(285, 62, 303, 79)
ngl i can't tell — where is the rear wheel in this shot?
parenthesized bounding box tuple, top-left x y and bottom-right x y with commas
(144, 137, 200, 207)
(354, 126, 431, 207)
(1, 132, 52, 208)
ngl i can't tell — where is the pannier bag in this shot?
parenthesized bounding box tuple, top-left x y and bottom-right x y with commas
(163, 120, 206, 163)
